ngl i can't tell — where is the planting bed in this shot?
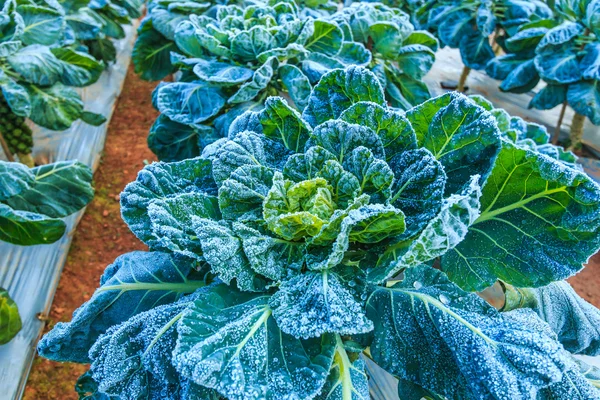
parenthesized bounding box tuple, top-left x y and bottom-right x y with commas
(4, 0, 600, 399)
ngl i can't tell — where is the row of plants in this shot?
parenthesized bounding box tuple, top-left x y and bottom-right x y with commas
(132, 0, 438, 161)
(35, 0, 600, 398)
(0, 0, 142, 346)
(415, 0, 600, 150)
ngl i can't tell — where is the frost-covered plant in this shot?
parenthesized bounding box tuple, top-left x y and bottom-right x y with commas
(418, 0, 552, 90)
(332, 2, 438, 109)
(470, 94, 579, 167)
(143, 0, 372, 161)
(524, 0, 600, 150)
(38, 66, 600, 399)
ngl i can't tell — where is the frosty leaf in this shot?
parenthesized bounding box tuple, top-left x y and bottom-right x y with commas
(315, 335, 369, 400)
(133, 18, 177, 81)
(317, 160, 362, 208)
(263, 174, 334, 240)
(231, 26, 274, 62)
(283, 146, 337, 182)
(228, 57, 278, 104)
(121, 157, 216, 246)
(0, 288, 21, 345)
(530, 85, 568, 110)
(234, 223, 305, 281)
(367, 266, 569, 399)
(89, 291, 216, 400)
(306, 203, 405, 271)
(173, 284, 336, 400)
(218, 165, 274, 222)
(311, 120, 385, 163)
(38, 251, 206, 363)
(155, 81, 226, 126)
(8, 44, 63, 86)
(388, 148, 446, 237)
(339, 102, 417, 161)
(192, 217, 267, 291)
(256, 96, 312, 152)
(305, 19, 343, 55)
(211, 131, 291, 185)
(443, 141, 600, 291)
(343, 146, 393, 203)
(535, 49, 581, 84)
(527, 281, 600, 356)
(303, 66, 385, 127)
(395, 44, 435, 79)
(279, 64, 312, 111)
(147, 192, 220, 258)
(148, 114, 210, 162)
(499, 60, 540, 94)
(460, 33, 495, 70)
(406, 92, 501, 195)
(270, 266, 373, 339)
(367, 176, 481, 283)
(192, 59, 254, 86)
(75, 370, 119, 400)
(580, 43, 600, 81)
(567, 81, 600, 125)
(538, 358, 600, 399)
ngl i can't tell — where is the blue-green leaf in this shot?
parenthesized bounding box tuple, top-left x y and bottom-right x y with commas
(303, 66, 385, 127)
(38, 251, 206, 363)
(367, 266, 569, 399)
(406, 93, 501, 195)
(270, 266, 373, 339)
(155, 81, 226, 126)
(173, 284, 336, 400)
(443, 141, 600, 291)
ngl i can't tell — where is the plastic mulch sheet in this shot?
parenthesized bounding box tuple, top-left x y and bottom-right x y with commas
(0, 24, 137, 400)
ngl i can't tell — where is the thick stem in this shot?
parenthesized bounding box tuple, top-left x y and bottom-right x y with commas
(552, 101, 568, 145)
(0, 131, 14, 162)
(17, 153, 34, 167)
(457, 66, 471, 93)
(500, 282, 538, 312)
(568, 112, 586, 152)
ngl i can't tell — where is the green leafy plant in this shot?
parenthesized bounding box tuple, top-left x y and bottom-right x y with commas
(527, 0, 600, 150)
(418, 0, 553, 91)
(140, 0, 372, 161)
(61, 0, 143, 64)
(38, 66, 600, 399)
(332, 2, 437, 109)
(0, 160, 94, 245)
(0, 0, 110, 165)
(0, 288, 21, 345)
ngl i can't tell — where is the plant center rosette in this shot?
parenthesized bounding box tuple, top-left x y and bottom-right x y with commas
(38, 66, 600, 400)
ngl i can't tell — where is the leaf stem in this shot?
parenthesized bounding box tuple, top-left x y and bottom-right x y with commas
(568, 112, 586, 152)
(0, 130, 14, 162)
(457, 66, 471, 93)
(552, 101, 568, 145)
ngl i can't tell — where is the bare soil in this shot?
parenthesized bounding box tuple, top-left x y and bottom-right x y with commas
(23, 64, 159, 400)
(22, 64, 600, 399)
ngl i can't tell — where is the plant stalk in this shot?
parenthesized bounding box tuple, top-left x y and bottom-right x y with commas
(552, 101, 568, 145)
(17, 153, 34, 167)
(568, 112, 586, 152)
(457, 66, 471, 93)
(500, 282, 538, 311)
(0, 131, 14, 162)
